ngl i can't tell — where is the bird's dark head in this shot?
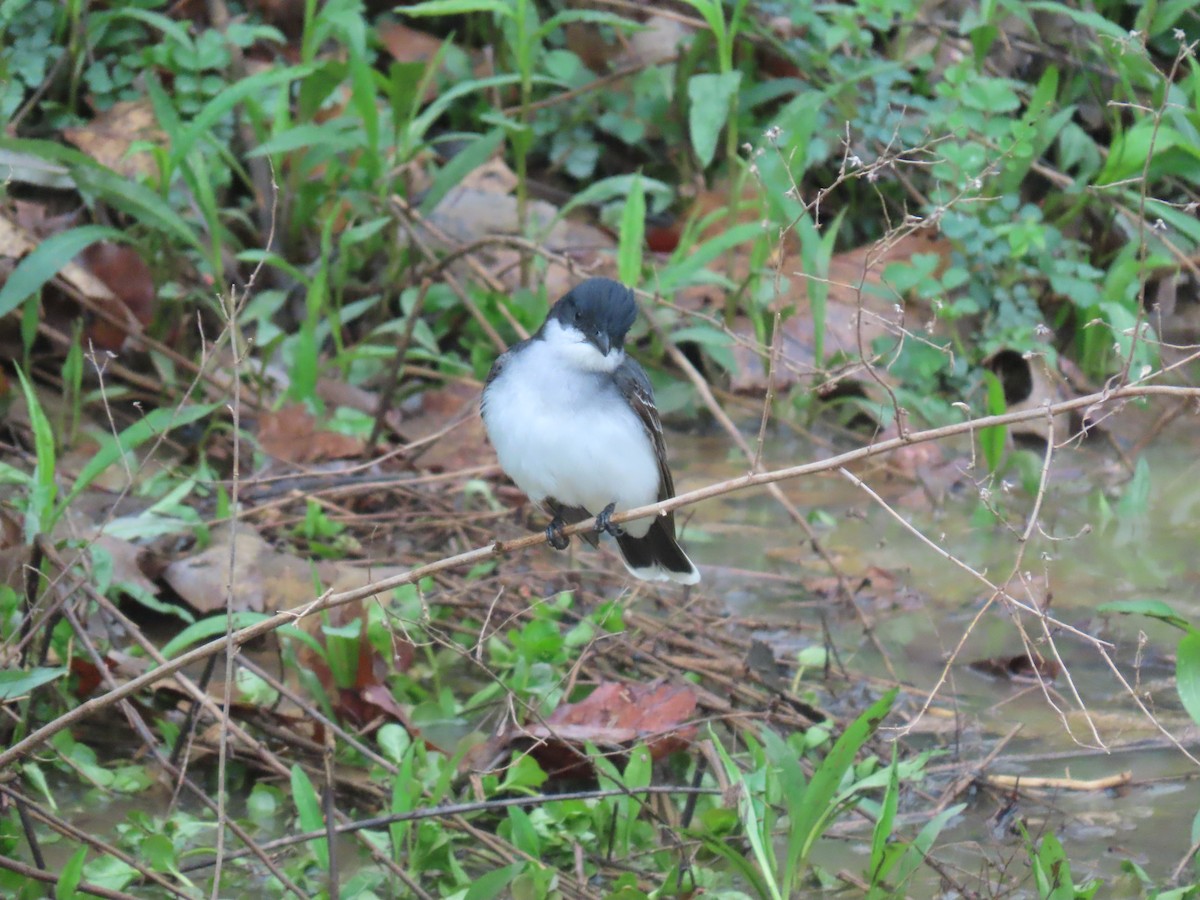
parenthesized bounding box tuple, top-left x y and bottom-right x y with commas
(543, 278, 638, 361)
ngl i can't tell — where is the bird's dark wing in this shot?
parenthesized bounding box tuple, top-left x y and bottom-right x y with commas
(613, 356, 675, 509)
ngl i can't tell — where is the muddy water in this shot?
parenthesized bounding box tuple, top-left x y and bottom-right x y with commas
(675, 425, 1200, 890)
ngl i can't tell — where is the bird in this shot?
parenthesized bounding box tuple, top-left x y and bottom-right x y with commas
(481, 278, 700, 585)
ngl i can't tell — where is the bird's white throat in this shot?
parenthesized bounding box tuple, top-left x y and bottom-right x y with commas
(542, 319, 625, 373)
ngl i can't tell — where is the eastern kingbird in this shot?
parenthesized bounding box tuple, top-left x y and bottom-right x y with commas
(481, 278, 700, 584)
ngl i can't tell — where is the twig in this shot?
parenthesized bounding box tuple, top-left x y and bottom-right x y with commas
(979, 771, 1132, 792)
(178, 785, 719, 872)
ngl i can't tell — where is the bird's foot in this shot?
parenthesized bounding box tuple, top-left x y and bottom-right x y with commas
(546, 515, 570, 551)
(594, 502, 624, 537)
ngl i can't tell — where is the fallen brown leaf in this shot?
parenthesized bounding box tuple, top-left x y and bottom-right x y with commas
(257, 404, 365, 464)
(163, 526, 314, 614)
(525, 679, 699, 779)
(63, 100, 165, 181)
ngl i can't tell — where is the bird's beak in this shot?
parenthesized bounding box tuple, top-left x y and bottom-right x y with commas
(592, 330, 610, 357)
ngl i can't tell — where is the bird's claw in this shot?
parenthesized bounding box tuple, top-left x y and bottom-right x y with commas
(546, 516, 570, 551)
(594, 502, 624, 537)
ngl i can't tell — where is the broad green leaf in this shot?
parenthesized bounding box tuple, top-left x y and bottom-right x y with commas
(791, 689, 897, 867)
(617, 173, 645, 285)
(890, 803, 965, 889)
(560, 173, 672, 218)
(0, 225, 125, 318)
(671, 325, 736, 373)
(980, 370, 1007, 473)
(687, 72, 741, 168)
(1099, 123, 1188, 185)
(464, 863, 523, 900)
(290, 764, 328, 869)
(1176, 630, 1200, 728)
(0, 667, 67, 700)
(55, 846, 87, 900)
(1116, 456, 1151, 519)
(867, 747, 901, 895)
(158, 612, 272, 659)
(420, 129, 505, 215)
(506, 806, 541, 857)
(1097, 599, 1190, 631)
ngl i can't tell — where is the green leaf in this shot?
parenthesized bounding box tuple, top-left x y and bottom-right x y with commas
(249, 121, 359, 157)
(1176, 630, 1200, 728)
(420, 129, 505, 215)
(1116, 456, 1151, 519)
(671, 325, 736, 373)
(14, 368, 57, 541)
(290, 764, 328, 869)
(791, 689, 897, 869)
(535, 9, 641, 43)
(1099, 123, 1189, 185)
(687, 72, 741, 168)
(464, 863, 523, 900)
(890, 803, 965, 889)
(55, 846, 87, 900)
(0, 225, 125, 318)
(660, 221, 764, 292)
(169, 65, 315, 173)
(158, 612, 271, 659)
(980, 370, 1007, 473)
(868, 747, 901, 894)
(66, 403, 218, 507)
(617, 173, 645, 285)
(561, 173, 672, 217)
(409, 73, 524, 145)
(402, 0, 510, 15)
(0, 666, 67, 700)
(1097, 599, 1190, 631)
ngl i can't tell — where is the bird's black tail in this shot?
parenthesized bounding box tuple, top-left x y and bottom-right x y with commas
(615, 519, 700, 585)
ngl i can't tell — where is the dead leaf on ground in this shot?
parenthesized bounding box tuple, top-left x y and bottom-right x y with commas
(79, 241, 157, 351)
(257, 404, 365, 464)
(1, 209, 145, 349)
(968, 653, 1062, 683)
(396, 382, 490, 472)
(524, 679, 698, 779)
(566, 12, 691, 73)
(63, 100, 165, 182)
(163, 526, 314, 614)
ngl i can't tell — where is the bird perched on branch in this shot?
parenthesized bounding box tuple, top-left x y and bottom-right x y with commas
(481, 278, 700, 584)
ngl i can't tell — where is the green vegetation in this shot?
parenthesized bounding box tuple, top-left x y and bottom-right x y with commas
(1, 0, 1199, 896)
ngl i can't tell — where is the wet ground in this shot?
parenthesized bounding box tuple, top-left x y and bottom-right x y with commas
(676, 419, 1200, 890)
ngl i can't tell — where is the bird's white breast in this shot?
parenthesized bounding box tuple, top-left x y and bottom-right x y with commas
(482, 338, 660, 538)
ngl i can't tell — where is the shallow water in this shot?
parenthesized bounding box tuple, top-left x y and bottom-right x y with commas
(674, 420, 1200, 891)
